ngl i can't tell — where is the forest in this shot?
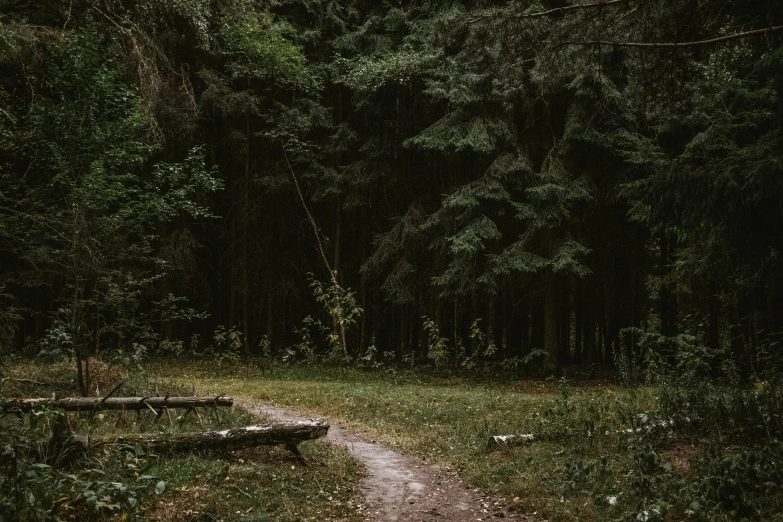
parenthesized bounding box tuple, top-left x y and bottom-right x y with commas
(1, 0, 783, 521)
(1, 0, 782, 377)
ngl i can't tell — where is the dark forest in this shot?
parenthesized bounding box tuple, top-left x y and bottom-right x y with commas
(2, 3, 783, 519)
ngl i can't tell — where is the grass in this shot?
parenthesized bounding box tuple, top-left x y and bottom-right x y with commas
(8, 358, 779, 521)
(150, 360, 662, 522)
(0, 359, 366, 522)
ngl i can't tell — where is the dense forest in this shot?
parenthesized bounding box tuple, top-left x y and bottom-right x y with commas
(1, 0, 782, 384)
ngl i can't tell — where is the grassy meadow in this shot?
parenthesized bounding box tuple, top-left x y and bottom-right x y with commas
(152, 361, 664, 522)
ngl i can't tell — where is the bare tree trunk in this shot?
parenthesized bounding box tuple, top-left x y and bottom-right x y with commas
(360, 214, 367, 353)
(559, 279, 571, 364)
(242, 82, 252, 357)
(544, 282, 559, 370)
(574, 281, 583, 363)
(708, 282, 720, 352)
(283, 145, 348, 358)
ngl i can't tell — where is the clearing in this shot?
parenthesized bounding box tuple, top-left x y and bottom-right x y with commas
(241, 400, 519, 521)
(153, 361, 656, 522)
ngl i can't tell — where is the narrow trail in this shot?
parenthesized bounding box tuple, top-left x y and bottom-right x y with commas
(239, 400, 522, 522)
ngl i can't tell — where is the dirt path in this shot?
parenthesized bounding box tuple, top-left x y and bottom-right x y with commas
(239, 400, 521, 522)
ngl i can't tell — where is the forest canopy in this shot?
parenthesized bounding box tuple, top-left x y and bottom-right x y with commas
(0, 0, 782, 382)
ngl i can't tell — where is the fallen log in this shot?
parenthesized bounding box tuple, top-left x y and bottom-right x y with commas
(489, 415, 692, 449)
(2, 395, 233, 414)
(488, 434, 538, 448)
(111, 420, 329, 454)
(58, 420, 329, 457)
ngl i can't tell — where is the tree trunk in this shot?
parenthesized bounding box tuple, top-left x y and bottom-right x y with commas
(544, 282, 559, 370)
(360, 215, 367, 353)
(559, 279, 571, 364)
(708, 282, 720, 352)
(660, 234, 678, 338)
(583, 277, 597, 362)
(242, 84, 252, 357)
(54, 421, 328, 456)
(3, 396, 233, 413)
(530, 297, 544, 354)
(519, 298, 530, 358)
(574, 281, 583, 363)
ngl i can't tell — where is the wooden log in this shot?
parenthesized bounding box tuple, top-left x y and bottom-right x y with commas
(106, 420, 329, 454)
(1, 396, 233, 414)
(55, 420, 329, 456)
(488, 416, 689, 449)
(488, 434, 537, 448)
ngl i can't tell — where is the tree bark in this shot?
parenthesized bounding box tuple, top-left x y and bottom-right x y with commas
(559, 279, 571, 364)
(3, 396, 233, 414)
(574, 281, 583, 363)
(55, 421, 329, 456)
(544, 282, 559, 370)
(243, 79, 252, 357)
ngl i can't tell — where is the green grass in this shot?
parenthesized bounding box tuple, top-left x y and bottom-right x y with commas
(150, 361, 661, 522)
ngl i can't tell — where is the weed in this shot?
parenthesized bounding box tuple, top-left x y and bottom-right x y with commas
(422, 316, 450, 369)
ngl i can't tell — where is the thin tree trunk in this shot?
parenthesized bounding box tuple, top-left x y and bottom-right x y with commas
(531, 297, 544, 354)
(708, 282, 720, 351)
(598, 288, 608, 361)
(575, 281, 583, 363)
(360, 214, 367, 353)
(583, 287, 596, 362)
(242, 83, 251, 357)
(559, 279, 571, 364)
(453, 300, 460, 370)
(544, 282, 559, 370)
(282, 145, 348, 358)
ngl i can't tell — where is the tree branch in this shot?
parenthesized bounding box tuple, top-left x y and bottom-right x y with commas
(519, 0, 630, 19)
(468, 0, 630, 24)
(565, 24, 783, 48)
(85, 0, 129, 34)
(281, 143, 336, 285)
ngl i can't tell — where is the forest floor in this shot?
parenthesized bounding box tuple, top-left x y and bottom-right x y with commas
(1, 360, 366, 522)
(152, 361, 660, 522)
(8, 359, 738, 522)
(240, 400, 522, 522)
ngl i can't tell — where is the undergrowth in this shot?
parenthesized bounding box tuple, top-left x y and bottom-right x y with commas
(0, 360, 363, 522)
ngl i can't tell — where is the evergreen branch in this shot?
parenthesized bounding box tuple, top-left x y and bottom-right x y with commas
(564, 24, 783, 48)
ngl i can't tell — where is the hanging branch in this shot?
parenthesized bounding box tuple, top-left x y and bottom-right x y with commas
(517, 0, 629, 19)
(468, 0, 629, 24)
(282, 143, 349, 356)
(564, 24, 783, 48)
(281, 143, 335, 281)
